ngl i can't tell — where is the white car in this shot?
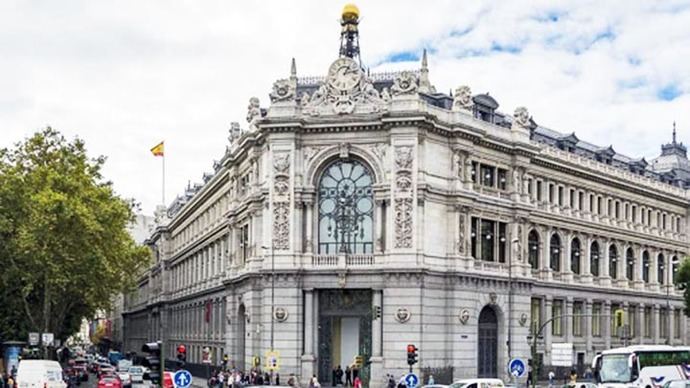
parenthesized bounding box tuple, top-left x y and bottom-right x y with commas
(127, 367, 145, 384)
(117, 372, 131, 387)
(449, 379, 505, 388)
(16, 360, 67, 388)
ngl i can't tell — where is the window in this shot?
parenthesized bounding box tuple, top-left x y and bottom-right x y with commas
(615, 201, 620, 219)
(573, 301, 584, 336)
(642, 251, 650, 283)
(675, 310, 681, 339)
(609, 245, 618, 280)
(550, 234, 561, 272)
(318, 159, 374, 254)
(644, 307, 652, 338)
(598, 196, 603, 214)
(536, 181, 543, 201)
(528, 230, 540, 270)
(558, 186, 564, 206)
(626, 248, 635, 281)
(589, 194, 594, 212)
(549, 184, 555, 203)
(660, 308, 668, 338)
(552, 300, 563, 336)
(570, 189, 575, 208)
(611, 303, 620, 337)
(498, 223, 507, 263)
(240, 224, 249, 263)
(642, 207, 646, 224)
(497, 168, 507, 190)
(663, 213, 667, 230)
(530, 298, 542, 334)
(578, 191, 584, 210)
(592, 303, 602, 336)
(608, 199, 613, 217)
(658, 254, 665, 285)
(629, 305, 637, 338)
(571, 238, 581, 274)
(480, 164, 495, 187)
(471, 217, 478, 259)
(591, 241, 600, 277)
(672, 256, 680, 285)
(471, 162, 478, 183)
(481, 219, 495, 261)
(632, 205, 637, 222)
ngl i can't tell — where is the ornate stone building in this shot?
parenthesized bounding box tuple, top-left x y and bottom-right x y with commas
(122, 5, 689, 385)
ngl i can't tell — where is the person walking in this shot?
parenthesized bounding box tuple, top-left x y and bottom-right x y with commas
(353, 376, 362, 388)
(345, 366, 352, 387)
(427, 375, 435, 385)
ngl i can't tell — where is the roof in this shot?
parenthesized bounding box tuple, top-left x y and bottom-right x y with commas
(601, 345, 690, 355)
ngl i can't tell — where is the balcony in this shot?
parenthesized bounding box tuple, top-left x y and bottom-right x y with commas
(309, 254, 376, 268)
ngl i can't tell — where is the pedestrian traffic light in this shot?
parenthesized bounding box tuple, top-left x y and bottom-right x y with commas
(406, 344, 418, 366)
(614, 309, 625, 329)
(253, 356, 261, 367)
(374, 306, 382, 319)
(176, 344, 187, 370)
(142, 341, 161, 384)
(223, 354, 229, 366)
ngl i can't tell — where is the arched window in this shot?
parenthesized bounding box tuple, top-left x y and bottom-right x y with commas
(571, 238, 581, 274)
(642, 251, 650, 283)
(318, 159, 374, 254)
(626, 248, 634, 280)
(658, 253, 665, 285)
(609, 245, 618, 279)
(528, 230, 540, 270)
(590, 241, 600, 277)
(550, 234, 561, 272)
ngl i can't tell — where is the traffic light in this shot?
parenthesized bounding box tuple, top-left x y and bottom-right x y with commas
(374, 306, 382, 320)
(614, 309, 625, 329)
(253, 356, 261, 367)
(176, 344, 187, 370)
(142, 342, 161, 384)
(406, 344, 418, 366)
(223, 354, 229, 367)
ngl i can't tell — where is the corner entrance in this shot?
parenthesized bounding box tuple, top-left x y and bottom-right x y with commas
(477, 306, 498, 377)
(317, 289, 372, 386)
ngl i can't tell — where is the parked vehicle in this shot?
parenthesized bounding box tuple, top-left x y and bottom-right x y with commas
(162, 371, 173, 388)
(449, 379, 504, 388)
(97, 376, 122, 388)
(116, 371, 131, 388)
(16, 360, 67, 388)
(593, 345, 690, 388)
(127, 367, 145, 384)
(116, 360, 132, 373)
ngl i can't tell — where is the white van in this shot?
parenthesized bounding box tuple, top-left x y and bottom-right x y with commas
(16, 360, 67, 388)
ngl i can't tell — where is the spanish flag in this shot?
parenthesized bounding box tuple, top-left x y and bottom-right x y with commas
(150, 141, 164, 157)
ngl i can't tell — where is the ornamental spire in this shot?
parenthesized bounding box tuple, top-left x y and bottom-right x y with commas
(339, 4, 362, 66)
(673, 121, 677, 144)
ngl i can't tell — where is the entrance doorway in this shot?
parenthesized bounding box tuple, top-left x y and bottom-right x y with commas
(237, 304, 246, 371)
(477, 306, 498, 377)
(317, 290, 372, 386)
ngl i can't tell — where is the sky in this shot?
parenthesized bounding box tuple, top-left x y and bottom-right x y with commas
(1, 0, 689, 215)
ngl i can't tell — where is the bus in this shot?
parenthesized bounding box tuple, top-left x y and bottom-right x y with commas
(592, 345, 690, 388)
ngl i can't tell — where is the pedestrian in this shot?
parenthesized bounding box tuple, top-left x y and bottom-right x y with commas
(569, 369, 577, 388)
(548, 371, 555, 387)
(6, 376, 13, 388)
(218, 371, 225, 388)
(353, 376, 362, 388)
(309, 375, 320, 388)
(526, 365, 533, 388)
(345, 366, 352, 387)
(428, 375, 435, 385)
(387, 374, 396, 388)
(275, 373, 280, 386)
(336, 366, 343, 386)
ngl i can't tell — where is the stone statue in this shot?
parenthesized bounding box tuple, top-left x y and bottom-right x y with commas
(512, 106, 531, 129)
(246, 97, 261, 130)
(381, 87, 391, 102)
(269, 78, 295, 103)
(228, 121, 241, 143)
(453, 85, 473, 111)
(513, 168, 521, 193)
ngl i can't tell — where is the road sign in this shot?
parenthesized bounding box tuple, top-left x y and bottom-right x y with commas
(28, 332, 39, 346)
(173, 369, 192, 388)
(41, 332, 54, 346)
(508, 358, 526, 378)
(551, 343, 573, 367)
(404, 373, 419, 388)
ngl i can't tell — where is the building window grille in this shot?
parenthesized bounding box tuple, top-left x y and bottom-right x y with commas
(592, 303, 602, 337)
(626, 248, 635, 281)
(498, 223, 507, 263)
(481, 219, 495, 261)
(480, 164, 495, 187)
(609, 244, 618, 280)
(317, 159, 374, 254)
(550, 234, 561, 272)
(571, 238, 581, 274)
(552, 300, 563, 336)
(240, 224, 250, 264)
(673, 256, 679, 285)
(642, 251, 650, 283)
(471, 217, 478, 259)
(590, 241, 600, 277)
(528, 230, 540, 269)
(573, 301, 584, 336)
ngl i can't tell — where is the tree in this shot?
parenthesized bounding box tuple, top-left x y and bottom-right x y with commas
(0, 127, 150, 342)
(676, 257, 690, 317)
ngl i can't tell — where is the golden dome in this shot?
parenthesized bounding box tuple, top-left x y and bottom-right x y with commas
(342, 3, 360, 20)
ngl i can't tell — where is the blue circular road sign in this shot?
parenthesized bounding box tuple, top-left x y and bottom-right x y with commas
(508, 358, 526, 378)
(173, 370, 192, 388)
(405, 373, 419, 388)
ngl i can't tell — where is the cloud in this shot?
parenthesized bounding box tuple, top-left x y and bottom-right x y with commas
(1, 0, 690, 215)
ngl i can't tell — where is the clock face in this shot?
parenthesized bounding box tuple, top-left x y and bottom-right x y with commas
(327, 58, 361, 91)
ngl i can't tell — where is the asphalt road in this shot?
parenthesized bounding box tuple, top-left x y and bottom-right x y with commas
(80, 373, 153, 388)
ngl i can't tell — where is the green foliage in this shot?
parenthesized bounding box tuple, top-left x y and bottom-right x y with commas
(676, 257, 690, 317)
(0, 127, 150, 342)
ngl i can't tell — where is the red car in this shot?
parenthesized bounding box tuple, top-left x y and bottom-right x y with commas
(98, 376, 122, 388)
(163, 371, 173, 388)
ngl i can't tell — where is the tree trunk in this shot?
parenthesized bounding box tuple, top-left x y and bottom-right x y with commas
(43, 276, 51, 358)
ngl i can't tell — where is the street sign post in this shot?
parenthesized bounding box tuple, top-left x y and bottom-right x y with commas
(508, 358, 526, 378)
(28, 333, 39, 346)
(41, 333, 54, 347)
(404, 373, 419, 388)
(173, 370, 192, 388)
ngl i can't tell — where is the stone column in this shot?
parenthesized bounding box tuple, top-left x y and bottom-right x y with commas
(563, 233, 573, 282)
(668, 307, 675, 344)
(601, 240, 611, 287)
(582, 236, 592, 283)
(565, 298, 574, 343)
(682, 314, 688, 345)
(544, 297, 553, 366)
(301, 290, 316, 383)
(604, 301, 612, 349)
(305, 200, 314, 253)
(638, 303, 645, 345)
(375, 200, 385, 254)
(370, 290, 384, 388)
(585, 299, 593, 355)
(653, 304, 660, 344)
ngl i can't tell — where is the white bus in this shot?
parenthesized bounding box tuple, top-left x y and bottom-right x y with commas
(592, 345, 690, 388)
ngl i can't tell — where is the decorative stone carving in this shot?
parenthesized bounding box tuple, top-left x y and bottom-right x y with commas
(228, 122, 241, 143)
(273, 307, 289, 322)
(512, 168, 522, 193)
(269, 78, 296, 103)
(522, 173, 530, 195)
(381, 87, 391, 102)
(273, 153, 290, 174)
(457, 213, 466, 254)
(512, 106, 532, 129)
(395, 172, 412, 192)
(390, 71, 418, 96)
(272, 152, 291, 250)
(339, 143, 350, 159)
(395, 307, 411, 323)
(394, 146, 414, 249)
(302, 57, 387, 116)
(370, 143, 386, 162)
(489, 292, 498, 304)
(453, 86, 473, 111)
(459, 309, 470, 324)
(246, 97, 261, 131)
(273, 202, 290, 250)
(394, 198, 413, 248)
(300, 92, 311, 107)
(337, 272, 347, 288)
(303, 146, 321, 168)
(394, 146, 413, 170)
(464, 158, 473, 182)
(519, 313, 528, 326)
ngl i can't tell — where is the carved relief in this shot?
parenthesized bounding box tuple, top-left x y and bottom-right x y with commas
(269, 78, 296, 103)
(457, 213, 466, 254)
(453, 86, 473, 111)
(394, 146, 413, 170)
(512, 106, 532, 129)
(394, 198, 413, 248)
(390, 71, 419, 96)
(228, 122, 242, 143)
(303, 146, 321, 169)
(272, 152, 291, 250)
(394, 146, 414, 249)
(370, 143, 387, 162)
(273, 153, 290, 174)
(246, 97, 262, 131)
(272, 202, 290, 250)
(395, 172, 412, 192)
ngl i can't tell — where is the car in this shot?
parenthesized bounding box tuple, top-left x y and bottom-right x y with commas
(127, 367, 145, 384)
(98, 365, 116, 379)
(663, 381, 690, 388)
(116, 372, 131, 388)
(162, 371, 173, 388)
(423, 385, 449, 388)
(16, 359, 67, 388)
(449, 379, 505, 388)
(97, 376, 122, 388)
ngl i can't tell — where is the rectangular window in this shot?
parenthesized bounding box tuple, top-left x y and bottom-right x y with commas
(615, 201, 620, 219)
(648, 209, 652, 225)
(552, 300, 563, 336)
(578, 191, 584, 210)
(598, 196, 603, 214)
(644, 307, 652, 338)
(611, 304, 621, 337)
(480, 164, 495, 187)
(471, 217, 478, 259)
(675, 310, 681, 339)
(530, 298, 542, 335)
(660, 308, 668, 338)
(625, 203, 629, 220)
(498, 222, 507, 263)
(589, 194, 594, 212)
(481, 219, 495, 261)
(527, 178, 533, 196)
(663, 214, 667, 230)
(592, 303, 602, 337)
(570, 189, 575, 208)
(471, 162, 479, 183)
(573, 301, 584, 337)
(558, 186, 564, 206)
(677, 217, 681, 233)
(497, 168, 507, 190)
(240, 224, 250, 263)
(549, 184, 555, 203)
(608, 199, 613, 217)
(632, 205, 637, 222)
(536, 181, 543, 201)
(630, 305, 637, 338)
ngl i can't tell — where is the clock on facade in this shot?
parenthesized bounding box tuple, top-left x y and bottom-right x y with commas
(327, 57, 362, 92)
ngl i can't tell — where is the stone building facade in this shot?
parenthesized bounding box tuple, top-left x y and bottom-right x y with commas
(122, 10, 690, 386)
